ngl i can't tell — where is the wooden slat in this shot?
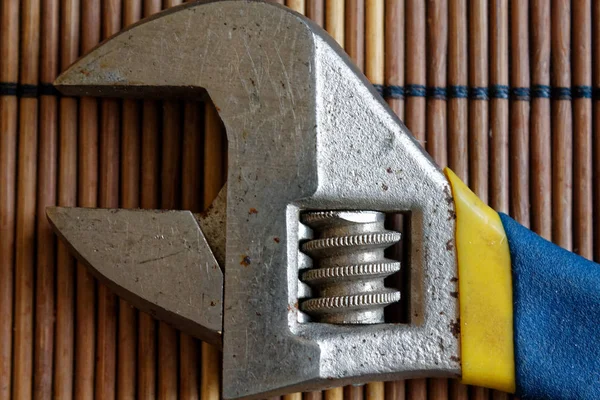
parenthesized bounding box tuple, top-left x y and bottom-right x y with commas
(54, 2, 80, 397)
(0, 0, 20, 398)
(530, 0, 552, 240)
(13, 0, 41, 398)
(551, 0, 573, 251)
(345, 0, 364, 71)
(306, 0, 324, 27)
(468, 0, 489, 202)
(572, 0, 593, 259)
(448, 0, 468, 182)
(34, 0, 59, 397)
(75, 1, 100, 397)
(384, 0, 404, 118)
(95, 1, 122, 398)
(489, 0, 509, 214)
(326, 0, 345, 46)
(405, 0, 426, 145)
(509, 0, 530, 227)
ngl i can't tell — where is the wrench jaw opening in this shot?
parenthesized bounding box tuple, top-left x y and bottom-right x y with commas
(51, 1, 461, 399)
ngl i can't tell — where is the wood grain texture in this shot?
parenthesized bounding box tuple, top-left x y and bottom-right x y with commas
(509, 0, 530, 227)
(489, 0, 509, 213)
(385, 380, 405, 400)
(287, 0, 306, 13)
(306, 0, 324, 27)
(54, 4, 80, 398)
(551, 0, 573, 250)
(75, 1, 101, 398)
(469, 387, 489, 400)
(34, 0, 59, 397)
(305, 391, 324, 400)
(55, 96, 78, 400)
(530, 0, 552, 240)
(572, 0, 593, 259)
(13, 1, 41, 398)
(448, 0, 468, 182)
(406, 379, 426, 400)
(426, 0, 448, 167)
(405, 0, 426, 145)
(345, 0, 364, 71)
(325, 0, 344, 46)
(366, 382, 384, 400)
(345, 385, 364, 400)
(449, 381, 468, 400)
(0, 0, 20, 398)
(96, 2, 122, 398)
(469, 0, 489, 202)
(384, 0, 404, 118)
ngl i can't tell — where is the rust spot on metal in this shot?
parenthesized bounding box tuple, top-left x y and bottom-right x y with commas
(240, 255, 251, 267)
(381, 183, 389, 191)
(450, 319, 460, 339)
(215, 105, 221, 112)
(450, 276, 458, 283)
(450, 355, 460, 363)
(386, 167, 393, 173)
(273, 237, 280, 243)
(450, 292, 458, 299)
(447, 209, 457, 220)
(248, 208, 258, 215)
(446, 239, 454, 251)
(443, 185, 454, 204)
(210, 301, 216, 306)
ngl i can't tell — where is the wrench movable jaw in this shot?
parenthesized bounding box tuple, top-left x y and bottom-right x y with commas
(51, 1, 461, 399)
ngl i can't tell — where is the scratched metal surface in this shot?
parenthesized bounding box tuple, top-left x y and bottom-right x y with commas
(0, 1, 597, 399)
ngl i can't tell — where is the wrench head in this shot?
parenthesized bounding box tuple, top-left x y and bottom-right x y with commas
(54, 1, 461, 398)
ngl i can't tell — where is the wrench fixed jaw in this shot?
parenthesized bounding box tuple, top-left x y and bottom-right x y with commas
(51, 1, 461, 399)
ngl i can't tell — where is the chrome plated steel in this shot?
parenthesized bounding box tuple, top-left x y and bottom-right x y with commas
(299, 211, 402, 324)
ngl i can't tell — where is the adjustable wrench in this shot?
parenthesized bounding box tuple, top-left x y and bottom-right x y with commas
(47, 1, 600, 399)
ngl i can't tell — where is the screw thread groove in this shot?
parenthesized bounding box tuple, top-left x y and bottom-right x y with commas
(299, 210, 401, 324)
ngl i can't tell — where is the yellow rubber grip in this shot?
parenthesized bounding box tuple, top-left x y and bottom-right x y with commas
(444, 168, 516, 393)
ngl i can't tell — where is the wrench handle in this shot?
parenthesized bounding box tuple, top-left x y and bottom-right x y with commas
(446, 167, 600, 400)
(499, 213, 600, 400)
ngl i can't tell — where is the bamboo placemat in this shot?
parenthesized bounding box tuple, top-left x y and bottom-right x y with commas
(0, 0, 597, 399)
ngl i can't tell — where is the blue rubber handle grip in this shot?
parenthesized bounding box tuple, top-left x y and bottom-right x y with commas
(499, 213, 600, 400)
